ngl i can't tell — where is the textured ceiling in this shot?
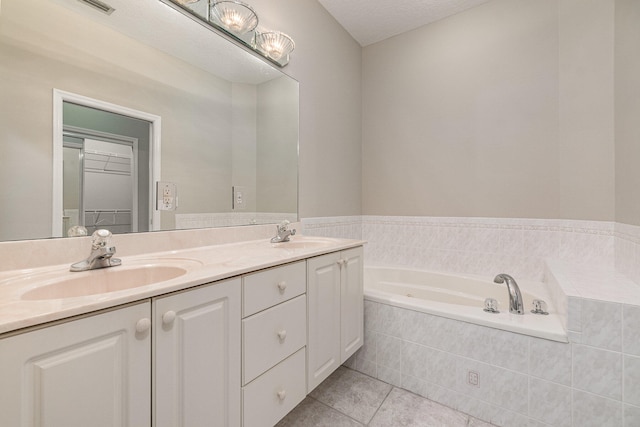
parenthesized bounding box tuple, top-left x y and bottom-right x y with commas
(317, 0, 491, 46)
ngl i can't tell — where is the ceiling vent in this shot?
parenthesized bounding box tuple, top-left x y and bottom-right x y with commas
(76, 0, 115, 15)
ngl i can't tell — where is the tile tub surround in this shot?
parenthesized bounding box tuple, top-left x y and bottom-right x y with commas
(615, 222, 640, 286)
(305, 216, 617, 282)
(304, 215, 640, 426)
(349, 299, 640, 427)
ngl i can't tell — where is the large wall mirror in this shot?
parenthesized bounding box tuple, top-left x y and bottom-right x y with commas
(0, 0, 299, 242)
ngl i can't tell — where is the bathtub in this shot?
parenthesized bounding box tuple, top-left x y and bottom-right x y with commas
(364, 266, 567, 342)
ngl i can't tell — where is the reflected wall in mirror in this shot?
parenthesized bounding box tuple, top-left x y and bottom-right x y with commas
(0, 0, 299, 242)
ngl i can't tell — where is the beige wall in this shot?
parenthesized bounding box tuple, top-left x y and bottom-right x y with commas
(256, 76, 299, 213)
(362, 0, 616, 221)
(248, 0, 363, 219)
(615, 0, 640, 226)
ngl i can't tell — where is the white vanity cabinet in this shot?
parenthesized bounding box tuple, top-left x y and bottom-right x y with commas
(0, 302, 152, 427)
(153, 278, 241, 427)
(0, 242, 364, 427)
(241, 261, 307, 427)
(307, 246, 364, 392)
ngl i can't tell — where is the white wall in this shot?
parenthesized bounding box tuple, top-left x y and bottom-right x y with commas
(362, 0, 615, 221)
(247, 0, 363, 219)
(615, 0, 640, 227)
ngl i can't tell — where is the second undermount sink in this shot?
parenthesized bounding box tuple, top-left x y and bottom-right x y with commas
(20, 259, 201, 300)
(271, 236, 337, 250)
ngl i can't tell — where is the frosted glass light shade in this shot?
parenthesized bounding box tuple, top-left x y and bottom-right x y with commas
(210, 1, 258, 35)
(255, 31, 295, 61)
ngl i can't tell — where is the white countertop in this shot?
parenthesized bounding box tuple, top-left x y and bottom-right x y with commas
(0, 236, 365, 335)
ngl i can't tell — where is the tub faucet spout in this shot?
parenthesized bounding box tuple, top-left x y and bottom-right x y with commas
(494, 273, 524, 315)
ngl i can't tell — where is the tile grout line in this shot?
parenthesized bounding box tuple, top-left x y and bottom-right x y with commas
(305, 395, 366, 426)
(364, 385, 396, 426)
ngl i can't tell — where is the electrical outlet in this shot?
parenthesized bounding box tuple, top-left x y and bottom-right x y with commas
(468, 370, 479, 387)
(157, 181, 177, 211)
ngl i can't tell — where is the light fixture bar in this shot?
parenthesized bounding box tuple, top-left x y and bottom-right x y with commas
(76, 0, 115, 15)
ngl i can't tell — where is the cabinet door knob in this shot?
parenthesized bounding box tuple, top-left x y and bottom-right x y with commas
(277, 330, 287, 341)
(337, 259, 346, 267)
(136, 318, 151, 333)
(277, 390, 287, 401)
(162, 311, 176, 325)
(277, 281, 287, 292)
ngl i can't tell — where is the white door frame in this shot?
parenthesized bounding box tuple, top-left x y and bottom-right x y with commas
(52, 89, 162, 237)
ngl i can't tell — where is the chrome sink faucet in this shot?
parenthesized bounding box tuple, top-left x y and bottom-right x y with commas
(494, 273, 524, 314)
(270, 220, 296, 243)
(70, 229, 122, 272)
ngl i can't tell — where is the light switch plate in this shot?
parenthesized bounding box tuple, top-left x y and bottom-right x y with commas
(232, 186, 246, 210)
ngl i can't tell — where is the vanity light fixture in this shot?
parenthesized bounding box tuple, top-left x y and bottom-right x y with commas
(254, 31, 295, 62)
(210, 0, 258, 35)
(167, 0, 295, 66)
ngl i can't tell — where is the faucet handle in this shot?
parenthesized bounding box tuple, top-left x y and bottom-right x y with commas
(277, 220, 290, 232)
(91, 229, 113, 248)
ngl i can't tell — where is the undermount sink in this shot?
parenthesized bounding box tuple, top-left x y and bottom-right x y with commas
(20, 259, 201, 300)
(271, 237, 336, 250)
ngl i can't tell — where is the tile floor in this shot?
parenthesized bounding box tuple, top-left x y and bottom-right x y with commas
(277, 366, 494, 426)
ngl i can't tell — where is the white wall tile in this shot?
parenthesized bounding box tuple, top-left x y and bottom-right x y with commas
(424, 347, 457, 390)
(573, 345, 623, 400)
(490, 329, 530, 373)
(529, 337, 572, 386)
(573, 390, 623, 427)
(364, 300, 380, 332)
(454, 357, 493, 402)
(529, 378, 572, 427)
(377, 334, 402, 371)
(623, 304, 640, 356)
(358, 329, 378, 364)
(456, 396, 497, 425)
(568, 297, 582, 332)
(490, 366, 529, 415)
(490, 408, 531, 427)
(377, 365, 401, 387)
(356, 358, 377, 378)
(624, 404, 640, 427)
(377, 304, 403, 337)
(401, 341, 427, 380)
(450, 323, 493, 363)
(581, 299, 622, 351)
(624, 355, 640, 406)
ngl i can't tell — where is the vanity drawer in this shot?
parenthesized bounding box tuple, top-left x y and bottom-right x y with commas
(243, 261, 306, 317)
(242, 295, 306, 385)
(243, 348, 306, 427)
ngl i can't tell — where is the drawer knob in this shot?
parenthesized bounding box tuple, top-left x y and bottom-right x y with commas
(136, 318, 151, 333)
(277, 390, 287, 401)
(162, 311, 176, 325)
(277, 281, 287, 292)
(277, 330, 287, 341)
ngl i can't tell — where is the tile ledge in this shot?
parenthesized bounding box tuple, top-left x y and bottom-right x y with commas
(545, 258, 640, 306)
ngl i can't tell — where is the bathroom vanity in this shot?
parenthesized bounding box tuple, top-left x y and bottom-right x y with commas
(0, 236, 364, 427)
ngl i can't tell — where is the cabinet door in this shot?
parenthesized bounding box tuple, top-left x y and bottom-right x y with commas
(306, 251, 342, 393)
(153, 278, 241, 427)
(0, 302, 151, 427)
(340, 247, 364, 363)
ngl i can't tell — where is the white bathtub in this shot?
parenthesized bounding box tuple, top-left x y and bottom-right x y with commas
(364, 266, 567, 342)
